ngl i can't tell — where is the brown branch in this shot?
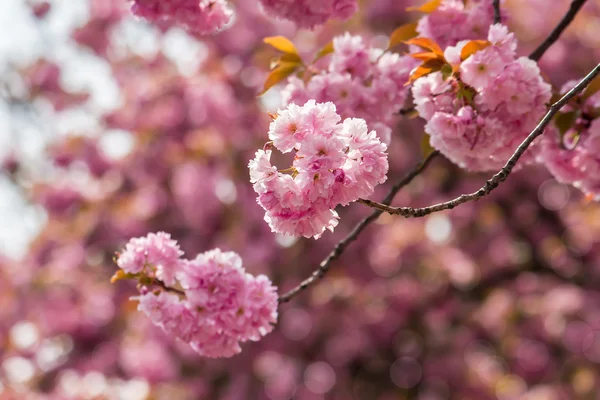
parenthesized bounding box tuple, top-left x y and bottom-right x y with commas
(492, 0, 501, 24)
(529, 0, 588, 61)
(277, 151, 440, 304)
(359, 63, 600, 218)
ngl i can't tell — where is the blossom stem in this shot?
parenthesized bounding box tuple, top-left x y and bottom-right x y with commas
(359, 63, 600, 217)
(492, 0, 501, 24)
(529, 0, 588, 61)
(277, 151, 440, 303)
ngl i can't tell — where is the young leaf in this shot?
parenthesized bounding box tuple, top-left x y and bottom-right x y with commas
(263, 36, 299, 56)
(582, 74, 600, 100)
(313, 41, 334, 63)
(554, 111, 578, 135)
(406, 58, 446, 85)
(421, 133, 435, 157)
(279, 52, 303, 64)
(259, 63, 299, 96)
(388, 22, 419, 49)
(404, 37, 444, 57)
(460, 40, 491, 61)
(409, 51, 440, 62)
(407, 0, 442, 13)
(110, 270, 138, 283)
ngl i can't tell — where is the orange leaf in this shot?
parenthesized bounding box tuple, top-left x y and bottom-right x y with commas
(407, 59, 446, 85)
(313, 41, 334, 63)
(388, 22, 419, 49)
(263, 36, 299, 56)
(259, 63, 299, 96)
(407, 0, 442, 13)
(460, 40, 492, 61)
(409, 51, 441, 62)
(404, 37, 444, 57)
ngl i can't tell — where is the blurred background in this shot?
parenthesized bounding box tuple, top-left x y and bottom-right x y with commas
(1, 0, 600, 399)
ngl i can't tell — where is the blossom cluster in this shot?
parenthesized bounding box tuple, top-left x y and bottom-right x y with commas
(417, 0, 506, 48)
(115, 232, 278, 358)
(412, 24, 552, 171)
(249, 100, 388, 238)
(257, 0, 357, 28)
(537, 81, 600, 199)
(282, 33, 416, 145)
(129, 0, 234, 36)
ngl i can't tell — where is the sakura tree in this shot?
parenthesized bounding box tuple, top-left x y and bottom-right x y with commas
(1, 0, 600, 399)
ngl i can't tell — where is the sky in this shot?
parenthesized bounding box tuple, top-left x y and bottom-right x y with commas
(0, 0, 230, 259)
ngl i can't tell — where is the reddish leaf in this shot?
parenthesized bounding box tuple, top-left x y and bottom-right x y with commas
(421, 133, 435, 157)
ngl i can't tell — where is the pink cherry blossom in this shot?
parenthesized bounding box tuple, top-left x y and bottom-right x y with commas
(282, 33, 417, 145)
(116, 232, 183, 285)
(130, 0, 234, 36)
(417, 0, 507, 48)
(250, 101, 388, 238)
(118, 235, 278, 358)
(412, 24, 551, 172)
(257, 0, 358, 28)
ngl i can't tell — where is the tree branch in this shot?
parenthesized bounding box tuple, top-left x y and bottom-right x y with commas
(529, 0, 588, 61)
(277, 151, 440, 304)
(492, 0, 501, 24)
(359, 63, 600, 218)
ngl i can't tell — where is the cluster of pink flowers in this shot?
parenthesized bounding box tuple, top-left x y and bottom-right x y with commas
(412, 24, 552, 171)
(417, 0, 506, 48)
(282, 33, 417, 144)
(129, 0, 233, 36)
(249, 100, 388, 238)
(116, 232, 278, 358)
(537, 81, 600, 199)
(257, 0, 357, 28)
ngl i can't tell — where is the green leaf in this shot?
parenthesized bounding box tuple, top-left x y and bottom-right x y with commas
(421, 133, 435, 157)
(554, 110, 578, 135)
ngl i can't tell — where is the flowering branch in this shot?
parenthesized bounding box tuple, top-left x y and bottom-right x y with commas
(529, 0, 588, 61)
(359, 63, 600, 217)
(278, 151, 440, 303)
(492, 0, 501, 24)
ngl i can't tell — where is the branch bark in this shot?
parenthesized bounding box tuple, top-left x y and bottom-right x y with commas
(277, 151, 440, 304)
(359, 63, 600, 218)
(529, 0, 588, 61)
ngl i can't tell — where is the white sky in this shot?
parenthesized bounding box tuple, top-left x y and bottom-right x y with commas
(0, 0, 211, 259)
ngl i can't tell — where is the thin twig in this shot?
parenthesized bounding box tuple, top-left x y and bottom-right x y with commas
(277, 151, 440, 304)
(529, 0, 588, 61)
(359, 63, 600, 218)
(492, 0, 501, 24)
